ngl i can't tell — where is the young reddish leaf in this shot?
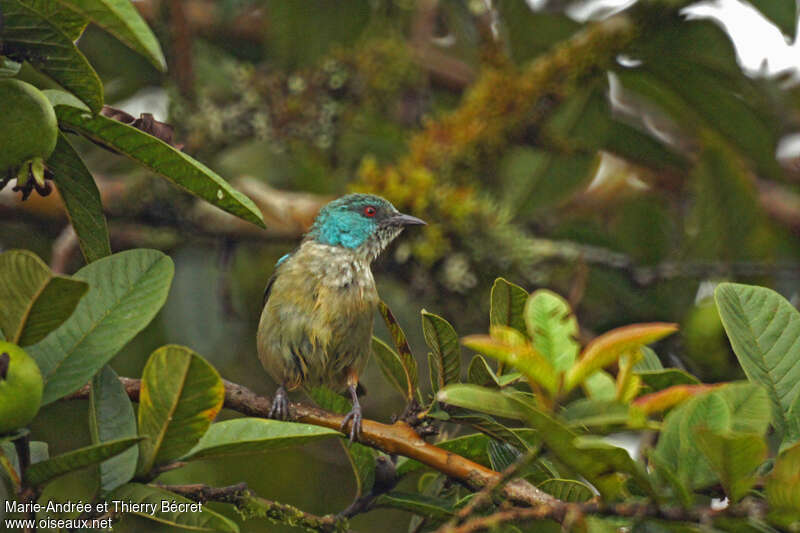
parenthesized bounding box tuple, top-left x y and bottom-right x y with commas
(564, 323, 678, 392)
(633, 384, 724, 415)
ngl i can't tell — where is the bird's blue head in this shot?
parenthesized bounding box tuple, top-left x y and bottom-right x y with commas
(307, 194, 425, 260)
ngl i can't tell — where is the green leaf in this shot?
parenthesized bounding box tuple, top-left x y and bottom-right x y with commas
(372, 337, 414, 402)
(24, 437, 140, 486)
(55, 0, 166, 70)
(637, 368, 701, 392)
(648, 450, 692, 508)
(111, 483, 239, 532)
(396, 433, 491, 476)
(137, 345, 225, 475)
(448, 410, 532, 451)
(583, 371, 617, 401)
(715, 283, 800, 441)
(560, 399, 635, 430)
(182, 418, 339, 460)
(748, 0, 797, 38)
(537, 479, 593, 502)
(28, 249, 174, 404)
(0, 0, 103, 112)
(696, 429, 766, 502)
(634, 347, 664, 372)
(495, 1, 581, 64)
(766, 442, 800, 525)
(48, 133, 111, 263)
(508, 395, 652, 499)
(53, 103, 266, 228)
(524, 289, 579, 373)
(374, 491, 454, 520)
(463, 328, 558, 394)
(573, 436, 657, 499)
(0, 56, 22, 77)
(377, 300, 418, 398)
(421, 310, 461, 387)
(487, 440, 520, 472)
(653, 384, 769, 490)
(0, 250, 88, 346)
(490, 277, 528, 335)
(437, 384, 526, 421)
(310, 386, 376, 499)
(467, 354, 501, 387)
(89, 365, 138, 494)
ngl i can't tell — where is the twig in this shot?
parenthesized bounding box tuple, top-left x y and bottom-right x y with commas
(65, 377, 555, 508)
(437, 499, 769, 533)
(156, 482, 353, 533)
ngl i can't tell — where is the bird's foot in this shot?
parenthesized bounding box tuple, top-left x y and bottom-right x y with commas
(341, 403, 362, 443)
(269, 386, 290, 420)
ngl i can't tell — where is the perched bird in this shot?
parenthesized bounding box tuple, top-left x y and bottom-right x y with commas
(257, 193, 425, 440)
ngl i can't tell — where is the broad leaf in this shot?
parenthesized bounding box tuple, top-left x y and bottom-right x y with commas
(53, 101, 265, 228)
(467, 354, 501, 387)
(495, 0, 582, 63)
(374, 491, 454, 520)
(183, 418, 339, 460)
(437, 384, 526, 421)
(422, 310, 461, 388)
(748, 0, 797, 38)
(111, 483, 239, 532)
(524, 289, 579, 372)
(310, 386, 376, 499)
(0, 0, 103, 112)
(538, 479, 593, 502)
(28, 249, 174, 404)
(560, 399, 636, 429)
(24, 437, 140, 486)
(137, 345, 224, 474)
(372, 337, 414, 402)
(89, 365, 138, 494)
(715, 283, 800, 442)
(766, 442, 800, 526)
(583, 370, 616, 401)
(56, 0, 166, 70)
(377, 300, 418, 398)
(0, 56, 22, 77)
(48, 133, 112, 263)
(487, 440, 520, 472)
(696, 429, 765, 502)
(463, 327, 558, 394)
(564, 323, 678, 392)
(636, 369, 700, 392)
(0, 250, 88, 346)
(653, 384, 770, 489)
(490, 277, 528, 335)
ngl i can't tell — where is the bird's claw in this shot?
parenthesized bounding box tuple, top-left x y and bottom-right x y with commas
(341, 406, 362, 443)
(269, 386, 290, 420)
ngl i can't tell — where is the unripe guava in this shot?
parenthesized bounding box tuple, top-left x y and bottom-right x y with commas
(0, 79, 58, 175)
(0, 342, 44, 435)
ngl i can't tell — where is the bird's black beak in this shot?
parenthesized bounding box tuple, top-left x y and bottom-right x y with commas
(390, 212, 426, 226)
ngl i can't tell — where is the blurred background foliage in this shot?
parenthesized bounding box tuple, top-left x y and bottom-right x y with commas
(3, 0, 800, 530)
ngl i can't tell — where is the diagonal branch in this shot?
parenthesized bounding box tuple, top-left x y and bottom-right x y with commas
(65, 377, 556, 508)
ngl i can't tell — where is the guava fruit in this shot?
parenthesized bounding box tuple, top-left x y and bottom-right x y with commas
(0, 79, 58, 199)
(0, 342, 44, 435)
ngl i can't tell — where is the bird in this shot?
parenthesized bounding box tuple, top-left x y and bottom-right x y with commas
(257, 193, 425, 441)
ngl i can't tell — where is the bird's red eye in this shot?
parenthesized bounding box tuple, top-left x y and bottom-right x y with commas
(364, 206, 377, 217)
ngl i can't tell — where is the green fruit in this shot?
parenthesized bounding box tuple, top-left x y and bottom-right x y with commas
(0, 79, 58, 174)
(0, 342, 43, 434)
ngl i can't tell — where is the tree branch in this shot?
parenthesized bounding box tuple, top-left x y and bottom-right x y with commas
(65, 377, 556, 508)
(155, 482, 353, 533)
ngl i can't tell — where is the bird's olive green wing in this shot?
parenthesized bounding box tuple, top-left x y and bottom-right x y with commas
(262, 253, 292, 307)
